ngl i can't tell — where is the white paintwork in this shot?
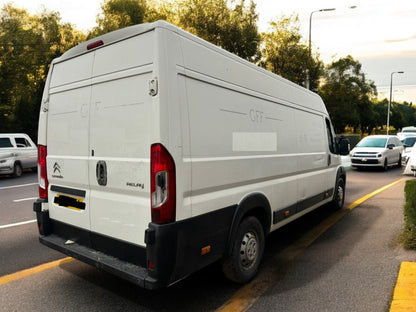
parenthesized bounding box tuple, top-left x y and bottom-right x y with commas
(38, 21, 342, 247)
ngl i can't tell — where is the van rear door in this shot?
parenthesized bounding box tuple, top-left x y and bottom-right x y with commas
(47, 32, 154, 246)
(88, 33, 154, 245)
(47, 52, 93, 230)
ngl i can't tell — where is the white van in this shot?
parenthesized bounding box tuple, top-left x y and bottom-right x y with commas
(34, 21, 349, 289)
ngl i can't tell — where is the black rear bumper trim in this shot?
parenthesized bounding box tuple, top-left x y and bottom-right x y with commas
(39, 234, 160, 289)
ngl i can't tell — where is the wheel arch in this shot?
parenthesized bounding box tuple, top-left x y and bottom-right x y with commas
(336, 166, 346, 186)
(225, 192, 271, 257)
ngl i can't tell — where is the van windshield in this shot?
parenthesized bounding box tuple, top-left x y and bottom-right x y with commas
(356, 137, 387, 148)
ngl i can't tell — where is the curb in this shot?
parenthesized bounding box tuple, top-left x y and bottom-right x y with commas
(389, 262, 416, 311)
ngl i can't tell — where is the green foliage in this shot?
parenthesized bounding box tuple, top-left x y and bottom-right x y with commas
(319, 55, 377, 134)
(401, 180, 416, 249)
(171, 0, 261, 61)
(259, 14, 323, 89)
(89, 0, 147, 38)
(0, 4, 86, 140)
(390, 101, 416, 131)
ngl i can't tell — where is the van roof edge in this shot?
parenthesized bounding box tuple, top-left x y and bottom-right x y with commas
(56, 20, 173, 62)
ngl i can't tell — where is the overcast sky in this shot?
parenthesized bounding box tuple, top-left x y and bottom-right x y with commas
(2, 0, 416, 102)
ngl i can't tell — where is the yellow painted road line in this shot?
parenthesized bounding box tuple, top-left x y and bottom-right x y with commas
(390, 262, 416, 312)
(0, 257, 74, 286)
(217, 178, 406, 312)
(348, 178, 405, 210)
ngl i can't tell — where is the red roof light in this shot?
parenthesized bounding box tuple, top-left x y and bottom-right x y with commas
(87, 40, 104, 50)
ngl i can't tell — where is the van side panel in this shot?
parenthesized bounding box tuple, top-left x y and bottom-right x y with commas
(180, 35, 333, 227)
(183, 74, 298, 218)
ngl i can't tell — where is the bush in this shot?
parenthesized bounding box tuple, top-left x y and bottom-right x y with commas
(401, 180, 416, 249)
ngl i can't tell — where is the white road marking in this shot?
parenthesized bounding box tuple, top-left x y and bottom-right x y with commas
(13, 197, 38, 203)
(0, 219, 37, 229)
(0, 183, 38, 190)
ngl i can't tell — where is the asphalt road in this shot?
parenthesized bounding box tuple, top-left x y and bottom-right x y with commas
(1, 167, 415, 311)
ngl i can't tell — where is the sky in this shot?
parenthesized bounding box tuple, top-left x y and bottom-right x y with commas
(2, 0, 416, 103)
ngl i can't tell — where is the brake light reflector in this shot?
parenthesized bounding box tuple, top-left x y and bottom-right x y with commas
(87, 40, 104, 50)
(38, 145, 48, 199)
(151, 144, 176, 224)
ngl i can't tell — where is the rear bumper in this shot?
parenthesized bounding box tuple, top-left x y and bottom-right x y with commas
(34, 199, 236, 289)
(40, 233, 155, 287)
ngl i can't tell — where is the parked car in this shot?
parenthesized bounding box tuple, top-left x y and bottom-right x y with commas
(0, 133, 37, 177)
(397, 126, 416, 141)
(350, 135, 403, 170)
(401, 136, 416, 166)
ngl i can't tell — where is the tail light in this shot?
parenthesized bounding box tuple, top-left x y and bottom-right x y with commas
(151, 144, 176, 224)
(38, 145, 48, 199)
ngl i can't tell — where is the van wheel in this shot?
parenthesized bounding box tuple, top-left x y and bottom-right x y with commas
(331, 177, 345, 210)
(13, 163, 22, 177)
(222, 216, 264, 284)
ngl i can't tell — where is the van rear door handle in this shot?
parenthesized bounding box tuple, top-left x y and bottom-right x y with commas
(327, 154, 331, 166)
(96, 161, 107, 186)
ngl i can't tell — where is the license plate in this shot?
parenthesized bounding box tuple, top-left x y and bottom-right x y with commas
(54, 194, 85, 211)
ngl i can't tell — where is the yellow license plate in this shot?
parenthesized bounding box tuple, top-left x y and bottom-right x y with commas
(54, 194, 85, 211)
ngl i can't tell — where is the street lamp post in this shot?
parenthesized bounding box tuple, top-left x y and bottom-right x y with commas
(387, 71, 404, 135)
(306, 6, 356, 90)
(306, 8, 335, 90)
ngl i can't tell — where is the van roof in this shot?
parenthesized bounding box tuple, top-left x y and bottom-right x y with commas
(54, 20, 323, 112)
(56, 21, 173, 62)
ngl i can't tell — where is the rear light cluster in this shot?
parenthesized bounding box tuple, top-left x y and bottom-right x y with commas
(150, 144, 176, 224)
(38, 145, 48, 199)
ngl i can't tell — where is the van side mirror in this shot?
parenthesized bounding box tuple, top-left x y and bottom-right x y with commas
(387, 144, 395, 149)
(337, 137, 350, 155)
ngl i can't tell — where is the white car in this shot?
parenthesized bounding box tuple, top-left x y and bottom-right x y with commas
(0, 133, 37, 177)
(350, 135, 403, 170)
(397, 126, 416, 141)
(401, 136, 416, 166)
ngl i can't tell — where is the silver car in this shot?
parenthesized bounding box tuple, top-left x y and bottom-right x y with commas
(0, 133, 37, 177)
(350, 135, 403, 170)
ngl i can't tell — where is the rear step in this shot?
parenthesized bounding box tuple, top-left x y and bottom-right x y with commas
(39, 234, 159, 289)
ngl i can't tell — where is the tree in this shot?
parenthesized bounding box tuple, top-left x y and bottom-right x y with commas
(319, 56, 377, 134)
(89, 0, 147, 38)
(390, 101, 416, 131)
(90, 0, 260, 61)
(0, 5, 85, 139)
(259, 14, 323, 89)
(174, 0, 260, 60)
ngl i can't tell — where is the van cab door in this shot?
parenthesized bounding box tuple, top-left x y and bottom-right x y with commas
(325, 118, 341, 193)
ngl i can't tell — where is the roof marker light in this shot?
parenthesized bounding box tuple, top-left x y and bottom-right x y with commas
(87, 40, 104, 50)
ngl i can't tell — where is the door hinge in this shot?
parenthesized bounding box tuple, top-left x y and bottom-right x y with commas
(149, 77, 158, 96)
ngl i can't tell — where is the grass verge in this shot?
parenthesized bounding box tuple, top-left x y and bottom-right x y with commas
(401, 180, 416, 249)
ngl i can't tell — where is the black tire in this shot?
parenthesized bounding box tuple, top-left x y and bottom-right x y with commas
(397, 155, 402, 168)
(13, 163, 22, 177)
(383, 158, 388, 171)
(331, 177, 345, 210)
(222, 216, 265, 284)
